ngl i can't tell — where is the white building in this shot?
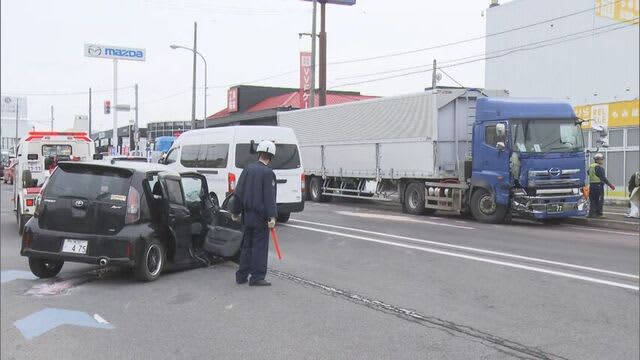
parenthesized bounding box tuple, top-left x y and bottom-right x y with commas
(485, 0, 640, 198)
(1, 96, 31, 151)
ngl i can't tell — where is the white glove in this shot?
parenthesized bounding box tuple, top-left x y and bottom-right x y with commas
(268, 217, 276, 229)
(231, 214, 240, 223)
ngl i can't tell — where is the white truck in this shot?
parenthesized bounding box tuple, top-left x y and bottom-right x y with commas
(14, 131, 94, 234)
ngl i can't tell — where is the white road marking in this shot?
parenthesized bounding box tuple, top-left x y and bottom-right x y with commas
(93, 314, 110, 325)
(334, 210, 475, 230)
(290, 219, 639, 280)
(283, 223, 639, 291)
(565, 226, 639, 237)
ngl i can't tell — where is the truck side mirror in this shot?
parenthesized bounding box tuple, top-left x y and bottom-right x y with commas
(496, 142, 506, 151)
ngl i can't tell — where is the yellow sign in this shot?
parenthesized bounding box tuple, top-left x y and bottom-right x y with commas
(595, 0, 639, 23)
(575, 99, 640, 128)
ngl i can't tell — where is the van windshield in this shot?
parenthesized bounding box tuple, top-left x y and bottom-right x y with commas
(235, 144, 301, 170)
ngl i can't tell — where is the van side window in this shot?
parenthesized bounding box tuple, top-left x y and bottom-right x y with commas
(165, 148, 178, 164)
(179, 144, 229, 168)
(180, 145, 200, 168)
(485, 125, 498, 147)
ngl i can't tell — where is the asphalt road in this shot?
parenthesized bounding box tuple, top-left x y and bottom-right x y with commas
(1, 182, 638, 360)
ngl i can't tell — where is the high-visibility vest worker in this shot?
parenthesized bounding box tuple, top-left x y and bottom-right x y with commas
(589, 162, 602, 184)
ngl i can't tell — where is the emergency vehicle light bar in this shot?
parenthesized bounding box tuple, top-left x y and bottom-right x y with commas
(24, 131, 92, 142)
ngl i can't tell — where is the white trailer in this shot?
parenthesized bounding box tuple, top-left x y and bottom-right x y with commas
(277, 88, 507, 214)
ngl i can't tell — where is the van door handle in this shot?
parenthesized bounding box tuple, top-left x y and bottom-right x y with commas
(276, 179, 287, 184)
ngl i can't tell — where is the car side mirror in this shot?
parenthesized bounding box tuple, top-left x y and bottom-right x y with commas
(496, 141, 506, 151)
(93, 154, 103, 160)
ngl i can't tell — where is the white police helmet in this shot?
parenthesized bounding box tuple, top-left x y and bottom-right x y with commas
(256, 140, 276, 156)
(593, 153, 604, 160)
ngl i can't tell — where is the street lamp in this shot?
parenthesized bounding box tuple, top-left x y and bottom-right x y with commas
(170, 44, 209, 129)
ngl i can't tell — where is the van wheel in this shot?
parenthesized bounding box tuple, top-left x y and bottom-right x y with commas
(470, 188, 507, 224)
(402, 182, 427, 215)
(310, 177, 330, 202)
(29, 258, 64, 278)
(135, 238, 165, 282)
(17, 201, 25, 235)
(277, 212, 291, 223)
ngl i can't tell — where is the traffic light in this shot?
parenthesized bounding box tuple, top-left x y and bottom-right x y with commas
(104, 100, 111, 114)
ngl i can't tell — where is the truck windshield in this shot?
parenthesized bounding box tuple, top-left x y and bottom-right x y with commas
(510, 119, 584, 153)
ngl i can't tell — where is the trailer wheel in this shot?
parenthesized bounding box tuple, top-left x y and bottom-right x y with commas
(470, 188, 507, 224)
(402, 182, 427, 215)
(309, 177, 330, 203)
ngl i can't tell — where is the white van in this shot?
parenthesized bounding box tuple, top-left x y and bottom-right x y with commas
(163, 126, 305, 222)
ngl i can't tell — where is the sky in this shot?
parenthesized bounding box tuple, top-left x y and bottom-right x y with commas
(1, 0, 491, 132)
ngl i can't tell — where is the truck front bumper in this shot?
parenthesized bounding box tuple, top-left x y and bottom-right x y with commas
(511, 194, 589, 219)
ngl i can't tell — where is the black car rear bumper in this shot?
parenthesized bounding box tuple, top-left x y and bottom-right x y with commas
(277, 201, 304, 214)
(23, 249, 133, 267)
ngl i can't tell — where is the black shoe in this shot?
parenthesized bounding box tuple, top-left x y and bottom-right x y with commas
(236, 278, 248, 285)
(249, 279, 271, 286)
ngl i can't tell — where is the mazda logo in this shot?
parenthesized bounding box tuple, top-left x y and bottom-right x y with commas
(548, 168, 561, 177)
(73, 200, 85, 208)
(87, 46, 102, 56)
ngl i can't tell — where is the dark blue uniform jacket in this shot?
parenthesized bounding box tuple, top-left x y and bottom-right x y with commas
(234, 161, 277, 227)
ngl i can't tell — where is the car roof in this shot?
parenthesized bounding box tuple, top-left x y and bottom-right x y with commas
(58, 161, 179, 177)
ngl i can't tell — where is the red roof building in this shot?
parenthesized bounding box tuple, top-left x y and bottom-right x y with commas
(206, 85, 377, 127)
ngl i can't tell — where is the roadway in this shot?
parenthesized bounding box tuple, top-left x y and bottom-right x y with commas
(1, 182, 638, 359)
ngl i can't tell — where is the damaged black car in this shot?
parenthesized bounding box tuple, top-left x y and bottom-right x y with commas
(20, 161, 243, 281)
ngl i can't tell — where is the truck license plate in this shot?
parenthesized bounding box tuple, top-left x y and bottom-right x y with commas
(62, 239, 88, 254)
(547, 203, 563, 213)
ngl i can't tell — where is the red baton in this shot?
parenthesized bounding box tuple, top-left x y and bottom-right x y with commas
(270, 228, 283, 260)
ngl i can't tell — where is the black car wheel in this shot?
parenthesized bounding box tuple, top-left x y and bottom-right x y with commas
(470, 188, 507, 224)
(135, 238, 165, 282)
(29, 258, 64, 278)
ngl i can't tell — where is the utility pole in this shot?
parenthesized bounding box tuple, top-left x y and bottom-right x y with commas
(191, 21, 198, 129)
(113, 59, 119, 155)
(310, 0, 318, 108)
(319, 0, 327, 106)
(50, 105, 54, 130)
(88, 87, 92, 136)
(431, 59, 437, 90)
(134, 83, 139, 152)
(15, 98, 19, 147)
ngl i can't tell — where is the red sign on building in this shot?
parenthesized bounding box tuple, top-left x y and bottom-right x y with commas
(228, 87, 238, 112)
(299, 52, 312, 109)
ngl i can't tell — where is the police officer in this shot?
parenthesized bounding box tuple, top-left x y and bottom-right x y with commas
(588, 153, 615, 217)
(232, 140, 277, 286)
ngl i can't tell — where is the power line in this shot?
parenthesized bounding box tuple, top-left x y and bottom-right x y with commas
(330, 19, 637, 89)
(1, 86, 133, 97)
(327, 0, 627, 66)
(334, 18, 636, 82)
(438, 68, 465, 88)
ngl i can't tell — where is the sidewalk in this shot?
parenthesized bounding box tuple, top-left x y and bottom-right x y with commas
(564, 204, 640, 232)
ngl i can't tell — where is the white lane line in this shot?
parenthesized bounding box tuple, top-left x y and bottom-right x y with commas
(283, 223, 639, 291)
(565, 226, 639, 237)
(289, 219, 640, 280)
(334, 210, 475, 230)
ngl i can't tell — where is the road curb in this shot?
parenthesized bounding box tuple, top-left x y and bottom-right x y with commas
(564, 216, 640, 232)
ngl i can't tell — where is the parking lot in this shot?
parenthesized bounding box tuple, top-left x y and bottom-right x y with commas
(1, 182, 638, 359)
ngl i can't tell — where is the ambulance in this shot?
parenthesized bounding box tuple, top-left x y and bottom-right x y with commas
(13, 131, 94, 234)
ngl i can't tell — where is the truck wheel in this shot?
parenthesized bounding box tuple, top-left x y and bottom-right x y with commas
(310, 177, 330, 202)
(403, 182, 427, 215)
(470, 188, 507, 224)
(134, 238, 165, 282)
(29, 258, 64, 278)
(277, 212, 291, 223)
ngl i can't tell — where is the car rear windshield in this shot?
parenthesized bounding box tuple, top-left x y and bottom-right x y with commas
(42, 144, 72, 156)
(44, 166, 132, 201)
(235, 144, 301, 170)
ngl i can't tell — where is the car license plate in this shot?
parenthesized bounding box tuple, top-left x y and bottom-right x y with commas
(62, 239, 88, 254)
(547, 203, 563, 213)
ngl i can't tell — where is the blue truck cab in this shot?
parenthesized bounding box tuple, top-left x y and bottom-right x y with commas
(469, 97, 589, 222)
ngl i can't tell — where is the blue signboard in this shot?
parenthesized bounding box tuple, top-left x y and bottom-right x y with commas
(303, 0, 356, 5)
